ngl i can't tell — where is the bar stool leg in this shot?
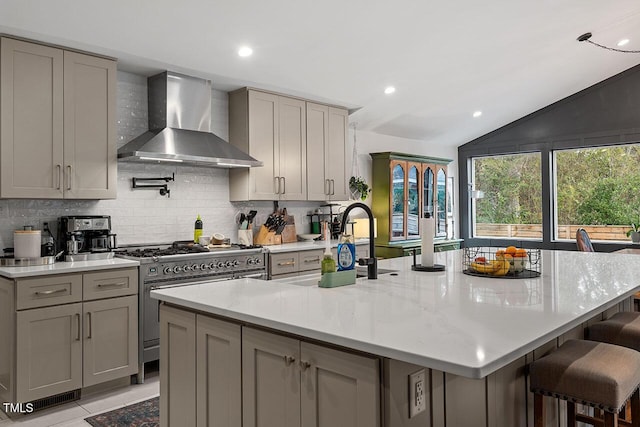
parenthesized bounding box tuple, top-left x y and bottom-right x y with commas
(631, 388, 640, 427)
(604, 411, 619, 427)
(567, 401, 577, 426)
(534, 394, 545, 427)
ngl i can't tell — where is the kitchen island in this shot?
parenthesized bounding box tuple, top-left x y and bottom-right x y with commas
(152, 249, 640, 427)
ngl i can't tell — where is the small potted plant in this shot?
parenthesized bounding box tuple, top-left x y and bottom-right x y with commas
(349, 176, 371, 201)
(627, 222, 640, 244)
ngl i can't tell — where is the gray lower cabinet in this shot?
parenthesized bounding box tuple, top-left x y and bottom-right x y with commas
(159, 304, 242, 427)
(16, 303, 83, 402)
(0, 268, 138, 407)
(159, 306, 380, 427)
(243, 327, 380, 427)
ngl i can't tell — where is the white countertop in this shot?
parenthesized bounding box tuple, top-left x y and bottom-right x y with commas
(0, 257, 139, 278)
(151, 249, 640, 378)
(264, 239, 369, 253)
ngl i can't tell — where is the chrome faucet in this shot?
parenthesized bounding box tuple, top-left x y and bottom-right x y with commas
(340, 202, 377, 279)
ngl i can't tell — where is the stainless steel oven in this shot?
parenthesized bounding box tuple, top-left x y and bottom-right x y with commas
(115, 243, 266, 382)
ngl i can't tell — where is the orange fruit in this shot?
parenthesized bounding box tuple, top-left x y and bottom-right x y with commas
(495, 249, 506, 257)
(514, 248, 528, 257)
(505, 246, 517, 256)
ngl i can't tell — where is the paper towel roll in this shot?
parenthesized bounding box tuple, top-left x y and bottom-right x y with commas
(420, 216, 434, 267)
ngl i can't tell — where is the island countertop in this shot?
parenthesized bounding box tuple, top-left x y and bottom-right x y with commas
(151, 249, 640, 378)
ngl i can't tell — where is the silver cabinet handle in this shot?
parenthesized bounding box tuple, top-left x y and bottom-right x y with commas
(97, 282, 126, 288)
(277, 261, 296, 267)
(300, 361, 311, 371)
(56, 164, 62, 190)
(274, 176, 280, 194)
(325, 179, 330, 195)
(66, 165, 72, 190)
(75, 313, 81, 341)
(331, 179, 335, 195)
(283, 355, 296, 366)
(303, 258, 320, 263)
(87, 312, 92, 339)
(281, 177, 286, 194)
(35, 288, 67, 296)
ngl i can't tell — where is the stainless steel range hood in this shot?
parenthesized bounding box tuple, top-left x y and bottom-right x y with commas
(118, 72, 262, 168)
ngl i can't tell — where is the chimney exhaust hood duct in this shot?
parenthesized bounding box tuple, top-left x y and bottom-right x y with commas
(117, 71, 262, 168)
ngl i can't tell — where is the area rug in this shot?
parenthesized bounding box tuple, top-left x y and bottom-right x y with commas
(84, 396, 158, 427)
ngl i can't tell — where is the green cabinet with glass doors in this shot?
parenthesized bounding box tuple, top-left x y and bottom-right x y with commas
(370, 152, 458, 258)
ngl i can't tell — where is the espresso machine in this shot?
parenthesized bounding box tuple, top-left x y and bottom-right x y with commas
(58, 216, 117, 260)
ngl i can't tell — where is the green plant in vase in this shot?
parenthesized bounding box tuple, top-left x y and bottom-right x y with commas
(627, 221, 640, 244)
(349, 176, 371, 201)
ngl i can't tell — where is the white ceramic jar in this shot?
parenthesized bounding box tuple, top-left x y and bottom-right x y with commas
(14, 229, 41, 259)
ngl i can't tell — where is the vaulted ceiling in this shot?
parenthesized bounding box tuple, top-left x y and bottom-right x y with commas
(2, 0, 640, 147)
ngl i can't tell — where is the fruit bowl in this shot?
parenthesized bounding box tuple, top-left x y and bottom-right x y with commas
(463, 246, 541, 279)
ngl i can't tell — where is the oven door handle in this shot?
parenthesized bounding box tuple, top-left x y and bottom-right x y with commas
(241, 273, 266, 279)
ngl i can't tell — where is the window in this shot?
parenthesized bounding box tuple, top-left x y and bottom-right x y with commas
(554, 144, 640, 242)
(471, 153, 542, 239)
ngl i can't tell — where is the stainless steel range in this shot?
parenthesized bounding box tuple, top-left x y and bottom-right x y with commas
(115, 242, 266, 382)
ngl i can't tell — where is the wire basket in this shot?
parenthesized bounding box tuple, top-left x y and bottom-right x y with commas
(462, 247, 541, 279)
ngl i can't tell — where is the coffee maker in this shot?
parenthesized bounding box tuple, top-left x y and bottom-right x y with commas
(58, 216, 117, 258)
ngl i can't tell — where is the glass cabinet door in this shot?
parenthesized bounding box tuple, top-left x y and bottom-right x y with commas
(407, 165, 420, 238)
(423, 166, 434, 220)
(391, 163, 405, 238)
(436, 168, 447, 237)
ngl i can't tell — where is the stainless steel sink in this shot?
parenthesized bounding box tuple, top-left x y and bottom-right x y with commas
(355, 268, 398, 278)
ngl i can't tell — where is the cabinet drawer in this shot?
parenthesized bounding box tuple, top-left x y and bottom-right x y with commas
(270, 253, 298, 276)
(298, 249, 323, 272)
(83, 268, 138, 301)
(16, 274, 82, 310)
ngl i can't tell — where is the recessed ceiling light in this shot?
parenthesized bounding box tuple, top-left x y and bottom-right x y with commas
(238, 46, 253, 57)
(617, 38, 630, 47)
(384, 86, 396, 95)
(473, 111, 482, 118)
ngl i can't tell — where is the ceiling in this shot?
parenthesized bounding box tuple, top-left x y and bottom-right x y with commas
(2, 0, 640, 148)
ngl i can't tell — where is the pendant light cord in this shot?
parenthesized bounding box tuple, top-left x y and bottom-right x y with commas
(578, 32, 640, 53)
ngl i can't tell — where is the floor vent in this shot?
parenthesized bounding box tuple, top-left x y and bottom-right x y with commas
(31, 389, 80, 412)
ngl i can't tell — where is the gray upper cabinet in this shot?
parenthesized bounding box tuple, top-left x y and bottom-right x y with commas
(306, 103, 350, 201)
(0, 37, 116, 199)
(229, 89, 307, 201)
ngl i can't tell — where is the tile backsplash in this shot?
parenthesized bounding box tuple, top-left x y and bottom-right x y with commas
(0, 71, 328, 250)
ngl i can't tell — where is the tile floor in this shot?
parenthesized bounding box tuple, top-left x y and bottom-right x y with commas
(0, 368, 159, 427)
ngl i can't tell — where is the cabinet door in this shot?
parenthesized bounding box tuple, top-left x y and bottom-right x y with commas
(306, 103, 330, 201)
(83, 295, 138, 387)
(63, 51, 117, 199)
(327, 107, 349, 201)
(160, 304, 196, 427)
(16, 303, 82, 402)
(390, 160, 406, 240)
(300, 342, 380, 427)
(196, 315, 241, 427)
(278, 96, 307, 200)
(242, 327, 300, 427)
(248, 91, 279, 200)
(0, 38, 64, 198)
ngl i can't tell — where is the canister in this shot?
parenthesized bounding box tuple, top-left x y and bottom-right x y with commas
(14, 228, 42, 259)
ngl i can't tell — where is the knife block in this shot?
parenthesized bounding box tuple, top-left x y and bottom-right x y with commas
(253, 225, 282, 246)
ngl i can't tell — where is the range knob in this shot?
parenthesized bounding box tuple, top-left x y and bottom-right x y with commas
(182, 264, 191, 272)
(232, 260, 240, 267)
(200, 263, 208, 270)
(172, 265, 182, 273)
(208, 262, 217, 270)
(255, 258, 263, 265)
(247, 258, 256, 265)
(191, 264, 200, 271)
(163, 266, 173, 274)
(225, 261, 233, 268)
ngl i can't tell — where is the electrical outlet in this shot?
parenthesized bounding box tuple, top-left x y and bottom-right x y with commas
(409, 368, 426, 418)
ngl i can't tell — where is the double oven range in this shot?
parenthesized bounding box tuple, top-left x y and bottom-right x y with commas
(115, 242, 266, 381)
